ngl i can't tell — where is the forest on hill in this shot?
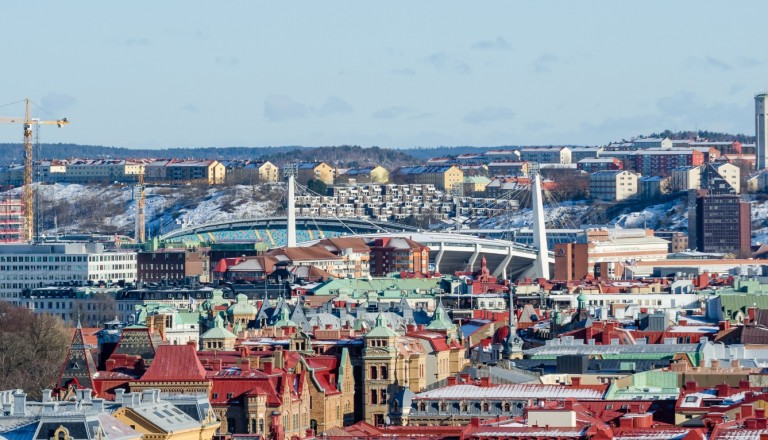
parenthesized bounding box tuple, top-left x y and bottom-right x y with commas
(0, 143, 419, 170)
(640, 130, 755, 143)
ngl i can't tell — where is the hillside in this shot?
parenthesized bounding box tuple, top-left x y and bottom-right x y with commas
(263, 145, 418, 168)
(0, 143, 420, 170)
(0, 143, 304, 167)
(636, 130, 755, 143)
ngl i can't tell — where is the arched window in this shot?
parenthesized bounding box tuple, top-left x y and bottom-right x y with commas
(482, 402, 490, 412)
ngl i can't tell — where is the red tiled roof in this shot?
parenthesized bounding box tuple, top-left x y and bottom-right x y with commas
(140, 344, 207, 381)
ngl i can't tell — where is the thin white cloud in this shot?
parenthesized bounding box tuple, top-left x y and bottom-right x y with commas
(317, 96, 353, 116)
(463, 107, 515, 124)
(425, 52, 471, 75)
(372, 106, 410, 119)
(471, 37, 511, 51)
(263, 95, 308, 121)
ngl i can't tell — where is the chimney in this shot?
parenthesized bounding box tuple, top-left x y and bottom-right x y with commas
(748, 307, 757, 322)
(274, 348, 284, 369)
(12, 392, 26, 416)
(679, 319, 688, 326)
(114, 388, 125, 403)
(719, 321, 730, 331)
(756, 408, 766, 419)
(739, 379, 751, 390)
(186, 340, 197, 350)
(106, 358, 116, 371)
(447, 376, 458, 386)
(711, 359, 720, 369)
(461, 374, 472, 383)
(716, 384, 730, 397)
(479, 377, 492, 387)
(685, 381, 698, 392)
(325, 324, 333, 330)
(571, 377, 582, 387)
(563, 399, 574, 410)
(742, 404, 754, 418)
(470, 418, 480, 428)
(732, 359, 741, 368)
(263, 361, 274, 375)
(92, 398, 105, 413)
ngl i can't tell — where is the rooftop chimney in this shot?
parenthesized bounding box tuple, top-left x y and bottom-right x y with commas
(12, 392, 26, 416)
(92, 398, 105, 413)
(263, 360, 274, 375)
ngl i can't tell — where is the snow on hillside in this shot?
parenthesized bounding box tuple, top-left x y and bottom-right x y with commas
(19, 183, 280, 236)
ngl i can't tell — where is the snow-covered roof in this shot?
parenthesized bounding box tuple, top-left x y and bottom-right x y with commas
(414, 383, 604, 400)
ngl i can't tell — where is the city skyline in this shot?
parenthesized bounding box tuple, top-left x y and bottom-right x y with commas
(1, 1, 767, 149)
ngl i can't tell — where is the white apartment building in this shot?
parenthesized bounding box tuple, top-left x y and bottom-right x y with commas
(670, 166, 701, 192)
(0, 243, 136, 303)
(713, 162, 741, 193)
(589, 170, 639, 201)
(520, 146, 572, 164)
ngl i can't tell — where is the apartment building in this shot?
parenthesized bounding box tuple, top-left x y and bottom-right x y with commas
(297, 162, 335, 185)
(166, 159, 226, 184)
(589, 170, 639, 201)
(0, 198, 23, 243)
(631, 149, 705, 176)
(224, 160, 279, 184)
(391, 165, 464, 191)
(520, 146, 572, 164)
(577, 157, 623, 173)
(670, 166, 702, 192)
(713, 162, 741, 193)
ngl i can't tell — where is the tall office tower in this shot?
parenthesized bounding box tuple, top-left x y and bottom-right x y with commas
(756, 93, 768, 170)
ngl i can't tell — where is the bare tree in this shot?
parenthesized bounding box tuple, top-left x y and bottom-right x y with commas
(0, 303, 70, 398)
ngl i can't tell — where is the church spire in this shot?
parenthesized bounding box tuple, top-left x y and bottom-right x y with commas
(56, 324, 97, 397)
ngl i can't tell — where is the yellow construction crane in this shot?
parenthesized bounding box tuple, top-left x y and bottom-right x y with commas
(0, 99, 69, 242)
(135, 172, 146, 243)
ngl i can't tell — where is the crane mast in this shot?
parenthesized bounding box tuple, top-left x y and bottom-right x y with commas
(135, 173, 146, 243)
(0, 99, 69, 242)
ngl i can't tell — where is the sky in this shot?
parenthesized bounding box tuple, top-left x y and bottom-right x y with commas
(0, 1, 766, 149)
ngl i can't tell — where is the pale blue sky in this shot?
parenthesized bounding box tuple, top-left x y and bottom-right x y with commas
(0, 1, 766, 149)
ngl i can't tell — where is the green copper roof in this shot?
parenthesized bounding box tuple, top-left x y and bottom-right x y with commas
(201, 315, 236, 340)
(366, 313, 399, 338)
(426, 301, 455, 331)
(227, 293, 257, 315)
(273, 307, 297, 328)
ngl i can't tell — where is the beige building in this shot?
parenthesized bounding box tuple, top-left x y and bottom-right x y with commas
(336, 165, 389, 184)
(166, 159, 226, 184)
(589, 170, 639, 201)
(713, 162, 741, 193)
(391, 165, 464, 191)
(670, 166, 701, 192)
(226, 160, 279, 184)
(297, 162, 335, 185)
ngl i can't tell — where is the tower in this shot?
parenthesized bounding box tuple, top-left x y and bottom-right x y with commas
(362, 313, 398, 426)
(502, 287, 523, 360)
(56, 322, 97, 397)
(531, 168, 550, 280)
(756, 93, 768, 170)
(287, 174, 297, 248)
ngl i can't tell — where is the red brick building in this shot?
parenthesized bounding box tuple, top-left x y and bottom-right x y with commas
(368, 237, 430, 276)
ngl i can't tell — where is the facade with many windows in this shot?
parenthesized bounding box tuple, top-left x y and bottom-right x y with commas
(0, 243, 136, 303)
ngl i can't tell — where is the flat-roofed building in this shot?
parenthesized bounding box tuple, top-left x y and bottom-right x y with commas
(670, 166, 701, 192)
(0, 243, 137, 303)
(589, 170, 639, 201)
